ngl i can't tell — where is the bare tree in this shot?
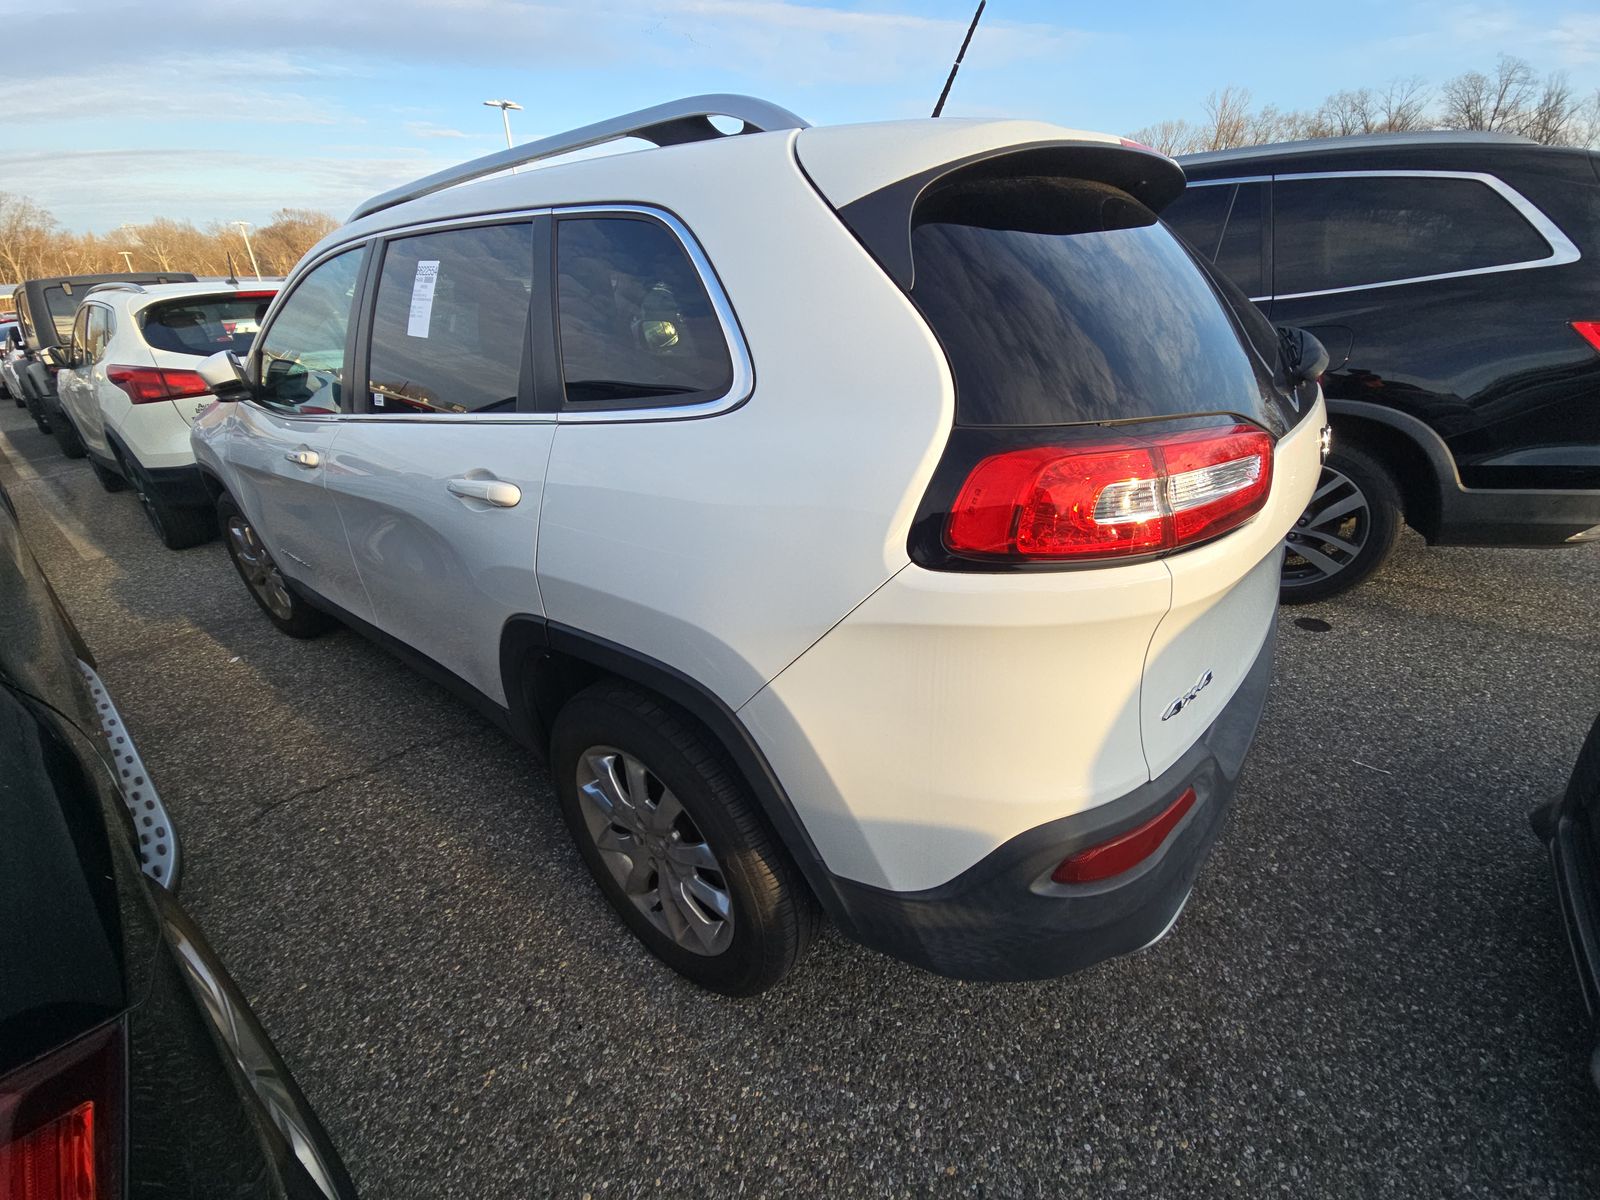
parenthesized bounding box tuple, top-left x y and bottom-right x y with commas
(1127, 117, 1200, 156)
(1378, 76, 1431, 130)
(251, 209, 339, 276)
(1200, 86, 1254, 151)
(0, 193, 57, 283)
(1440, 55, 1539, 133)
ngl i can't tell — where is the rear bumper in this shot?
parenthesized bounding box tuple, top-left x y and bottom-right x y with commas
(1434, 484, 1600, 547)
(1531, 795, 1600, 1090)
(828, 619, 1274, 981)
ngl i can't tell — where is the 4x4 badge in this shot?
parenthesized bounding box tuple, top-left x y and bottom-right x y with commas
(1161, 670, 1214, 721)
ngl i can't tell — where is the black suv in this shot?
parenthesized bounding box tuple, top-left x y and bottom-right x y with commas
(12, 272, 195, 452)
(1165, 132, 1600, 600)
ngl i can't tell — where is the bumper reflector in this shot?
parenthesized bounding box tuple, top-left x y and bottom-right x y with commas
(1052, 786, 1199, 884)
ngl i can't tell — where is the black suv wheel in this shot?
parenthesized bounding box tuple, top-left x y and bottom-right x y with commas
(1280, 444, 1402, 604)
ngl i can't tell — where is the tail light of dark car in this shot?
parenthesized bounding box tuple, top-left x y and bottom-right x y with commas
(0, 1022, 123, 1199)
(1573, 321, 1600, 353)
(105, 365, 211, 405)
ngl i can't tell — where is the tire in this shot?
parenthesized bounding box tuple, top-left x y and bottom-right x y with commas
(89, 457, 127, 493)
(550, 681, 818, 995)
(120, 451, 213, 550)
(50, 405, 87, 459)
(1279, 443, 1402, 605)
(216, 492, 333, 638)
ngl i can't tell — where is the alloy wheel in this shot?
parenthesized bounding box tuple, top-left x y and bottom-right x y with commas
(575, 745, 734, 956)
(1282, 465, 1371, 590)
(226, 514, 295, 621)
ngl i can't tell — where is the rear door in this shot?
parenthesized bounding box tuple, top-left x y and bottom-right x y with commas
(55, 306, 100, 444)
(231, 247, 372, 623)
(324, 218, 553, 705)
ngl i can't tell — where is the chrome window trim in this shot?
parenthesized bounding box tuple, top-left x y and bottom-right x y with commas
(551, 203, 754, 424)
(1268, 169, 1580, 301)
(1182, 175, 1271, 188)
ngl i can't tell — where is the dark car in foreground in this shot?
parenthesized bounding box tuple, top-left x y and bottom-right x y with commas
(0, 485, 355, 1197)
(11, 273, 195, 449)
(1165, 132, 1600, 601)
(1533, 713, 1600, 1092)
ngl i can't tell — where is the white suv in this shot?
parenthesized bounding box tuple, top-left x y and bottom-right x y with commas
(192, 96, 1326, 994)
(54, 281, 277, 548)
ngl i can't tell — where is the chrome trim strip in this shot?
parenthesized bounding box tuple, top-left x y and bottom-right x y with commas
(1269, 169, 1581, 301)
(552, 203, 754, 424)
(1180, 175, 1271, 187)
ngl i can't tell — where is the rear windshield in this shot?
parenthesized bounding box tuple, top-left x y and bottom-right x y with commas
(141, 295, 273, 357)
(41, 286, 79, 342)
(909, 177, 1274, 427)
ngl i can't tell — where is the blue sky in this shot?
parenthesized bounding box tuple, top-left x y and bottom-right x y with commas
(5, 0, 1596, 231)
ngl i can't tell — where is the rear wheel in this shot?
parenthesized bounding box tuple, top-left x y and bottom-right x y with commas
(89, 458, 126, 493)
(217, 492, 333, 638)
(551, 682, 818, 995)
(122, 451, 212, 550)
(1279, 444, 1402, 604)
(50, 406, 87, 459)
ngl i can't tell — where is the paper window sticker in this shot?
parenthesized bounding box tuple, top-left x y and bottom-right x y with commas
(407, 260, 441, 338)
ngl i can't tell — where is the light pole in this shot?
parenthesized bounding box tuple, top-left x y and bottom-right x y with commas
(233, 221, 262, 281)
(118, 251, 134, 271)
(483, 98, 522, 150)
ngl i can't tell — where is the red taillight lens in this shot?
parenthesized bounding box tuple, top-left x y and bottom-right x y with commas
(1052, 786, 1199, 884)
(945, 423, 1273, 561)
(0, 1023, 122, 1200)
(106, 364, 210, 404)
(1573, 321, 1600, 353)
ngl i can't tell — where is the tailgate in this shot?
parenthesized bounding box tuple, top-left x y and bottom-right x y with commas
(1142, 403, 1325, 775)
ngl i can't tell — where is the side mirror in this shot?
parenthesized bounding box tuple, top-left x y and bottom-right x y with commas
(197, 350, 252, 402)
(1276, 325, 1329, 387)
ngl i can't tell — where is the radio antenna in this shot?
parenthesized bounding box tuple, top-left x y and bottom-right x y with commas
(931, 1, 986, 118)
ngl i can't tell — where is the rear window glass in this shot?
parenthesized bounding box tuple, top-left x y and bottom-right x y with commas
(141, 295, 274, 357)
(41, 286, 78, 341)
(1273, 174, 1553, 295)
(910, 178, 1268, 426)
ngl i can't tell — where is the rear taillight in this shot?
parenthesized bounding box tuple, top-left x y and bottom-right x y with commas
(1573, 321, 1600, 353)
(0, 1023, 123, 1199)
(945, 423, 1274, 561)
(106, 364, 211, 404)
(1052, 786, 1198, 884)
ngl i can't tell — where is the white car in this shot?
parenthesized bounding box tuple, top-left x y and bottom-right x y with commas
(192, 95, 1326, 994)
(54, 281, 278, 548)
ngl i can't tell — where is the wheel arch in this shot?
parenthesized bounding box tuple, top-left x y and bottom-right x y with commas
(1324, 399, 1454, 542)
(498, 616, 855, 930)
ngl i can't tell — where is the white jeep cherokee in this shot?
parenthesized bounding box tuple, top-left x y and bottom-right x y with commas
(54, 281, 278, 548)
(191, 96, 1325, 994)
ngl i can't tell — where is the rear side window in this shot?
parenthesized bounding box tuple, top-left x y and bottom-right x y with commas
(42, 286, 78, 342)
(84, 306, 112, 362)
(556, 215, 733, 406)
(1273, 174, 1553, 295)
(910, 177, 1270, 426)
(367, 222, 533, 415)
(142, 295, 272, 358)
(1164, 182, 1265, 298)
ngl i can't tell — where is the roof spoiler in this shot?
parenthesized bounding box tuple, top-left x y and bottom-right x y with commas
(350, 94, 810, 223)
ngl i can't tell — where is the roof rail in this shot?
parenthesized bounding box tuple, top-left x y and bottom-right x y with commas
(83, 282, 147, 297)
(351, 93, 810, 223)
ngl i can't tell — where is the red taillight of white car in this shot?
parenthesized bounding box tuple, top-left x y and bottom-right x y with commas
(106, 365, 211, 405)
(0, 1022, 123, 1199)
(945, 423, 1274, 561)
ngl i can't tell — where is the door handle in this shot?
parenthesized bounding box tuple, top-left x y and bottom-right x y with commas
(285, 449, 320, 469)
(447, 477, 521, 508)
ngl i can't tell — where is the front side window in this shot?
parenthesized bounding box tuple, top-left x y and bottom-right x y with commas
(366, 222, 533, 415)
(69, 307, 89, 365)
(1273, 174, 1553, 296)
(555, 215, 733, 406)
(85, 306, 112, 362)
(255, 248, 364, 415)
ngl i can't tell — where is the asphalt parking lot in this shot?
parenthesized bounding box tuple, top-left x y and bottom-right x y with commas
(4, 399, 1599, 1199)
